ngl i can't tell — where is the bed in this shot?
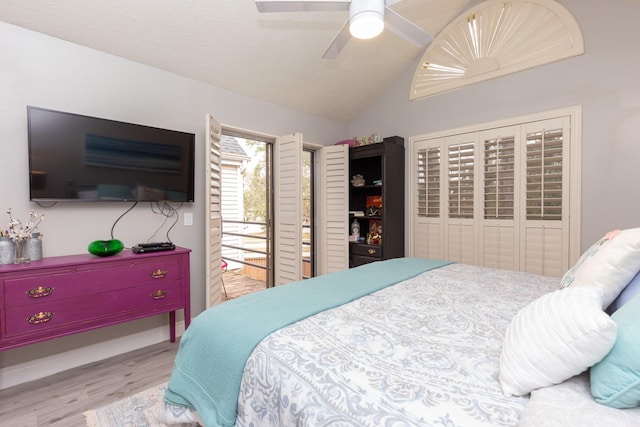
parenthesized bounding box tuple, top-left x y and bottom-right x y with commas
(161, 232, 640, 427)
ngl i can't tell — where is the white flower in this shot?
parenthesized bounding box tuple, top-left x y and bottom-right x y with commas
(6, 209, 45, 242)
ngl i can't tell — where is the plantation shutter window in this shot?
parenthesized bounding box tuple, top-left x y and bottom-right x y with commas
(448, 143, 474, 219)
(410, 108, 579, 277)
(484, 136, 515, 220)
(417, 147, 441, 218)
(526, 128, 563, 220)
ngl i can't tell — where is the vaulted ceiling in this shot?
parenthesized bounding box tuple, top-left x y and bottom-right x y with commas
(0, 0, 475, 123)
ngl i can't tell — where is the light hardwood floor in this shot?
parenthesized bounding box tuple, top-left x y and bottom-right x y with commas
(0, 340, 179, 427)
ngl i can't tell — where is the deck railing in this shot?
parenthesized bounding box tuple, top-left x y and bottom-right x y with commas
(221, 220, 312, 283)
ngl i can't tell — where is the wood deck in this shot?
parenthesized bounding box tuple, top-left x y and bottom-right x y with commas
(222, 269, 267, 301)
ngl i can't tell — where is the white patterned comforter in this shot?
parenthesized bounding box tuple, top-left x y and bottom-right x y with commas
(519, 373, 640, 427)
(234, 263, 558, 427)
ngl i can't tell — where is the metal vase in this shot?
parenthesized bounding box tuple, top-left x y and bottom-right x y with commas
(0, 236, 14, 265)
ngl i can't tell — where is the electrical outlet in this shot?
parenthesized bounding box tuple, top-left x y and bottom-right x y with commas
(184, 212, 193, 226)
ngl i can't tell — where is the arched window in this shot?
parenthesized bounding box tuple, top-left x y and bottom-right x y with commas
(410, 0, 584, 100)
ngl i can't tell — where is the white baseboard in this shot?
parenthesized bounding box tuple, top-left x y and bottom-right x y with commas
(0, 321, 185, 390)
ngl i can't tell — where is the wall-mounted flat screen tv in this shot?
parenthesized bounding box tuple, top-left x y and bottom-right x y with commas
(27, 106, 195, 202)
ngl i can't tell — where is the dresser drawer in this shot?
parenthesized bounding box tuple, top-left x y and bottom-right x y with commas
(350, 255, 378, 267)
(350, 244, 382, 259)
(4, 258, 182, 306)
(4, 280, 184, 338)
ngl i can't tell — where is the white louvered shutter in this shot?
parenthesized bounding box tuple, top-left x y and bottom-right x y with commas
(274, 133, 302, 285)
(411, 110, 578, 277)
(414, 139, 444, 259)
(520, 117, 570, 276)
(446, 137, 476, 264)
(319, 144, 348, 274)
(206, 114, 223, 308)
(479, 127, 519, 270)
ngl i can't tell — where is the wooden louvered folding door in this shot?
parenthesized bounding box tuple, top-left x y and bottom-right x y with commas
(479, 126, 520, 271)
(414, 140, 444, 259)
(444, 135, 477, 265)
(206, 114, 223, 308)
(274, 133, 302, 285)
(318, 144, 349, 274)
(519, 116, 571, 277)
(411, 110, 578, 277)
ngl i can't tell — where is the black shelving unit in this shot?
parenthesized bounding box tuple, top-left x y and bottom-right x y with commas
(348, 136, 405, 267)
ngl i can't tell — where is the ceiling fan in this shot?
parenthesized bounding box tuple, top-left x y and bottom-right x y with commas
(255, 0, 434, 59)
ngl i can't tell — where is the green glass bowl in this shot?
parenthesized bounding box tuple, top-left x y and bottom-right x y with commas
(88, 239, 124, 257)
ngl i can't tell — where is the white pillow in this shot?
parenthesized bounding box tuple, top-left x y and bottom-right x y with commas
(560, 228, 640, 308)
(499, 286, 617, 397)
(560, 235, 609, 288)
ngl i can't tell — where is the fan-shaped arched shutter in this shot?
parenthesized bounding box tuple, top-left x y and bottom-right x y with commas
(410, 0, 584, 100)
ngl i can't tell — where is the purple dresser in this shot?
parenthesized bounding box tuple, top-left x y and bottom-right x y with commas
(0, 247, 191, 351)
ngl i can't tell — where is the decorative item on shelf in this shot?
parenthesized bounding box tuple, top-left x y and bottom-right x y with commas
(350, 219, 361, 242)
(88, 239, 124, 257)
(5, 208, 45, 264)
(351, 174, 365, 187)
(366, 234, 381, 245)
(335, 139, 354, 147)
(365, 195, 382, 217)
(367, 220, 382, 245)
(352, 133, 383, 147)
(373, 179, 382, 186)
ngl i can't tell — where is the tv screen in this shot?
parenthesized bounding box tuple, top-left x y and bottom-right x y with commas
(27, 106, 195, 202)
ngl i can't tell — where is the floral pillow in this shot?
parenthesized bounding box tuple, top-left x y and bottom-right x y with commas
(560, 232, 613, 288)
(559, 228, 640, 308)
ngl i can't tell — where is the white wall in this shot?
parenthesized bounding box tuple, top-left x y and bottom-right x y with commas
(0, 22, 347, 380)
(349, 0, 640, 249)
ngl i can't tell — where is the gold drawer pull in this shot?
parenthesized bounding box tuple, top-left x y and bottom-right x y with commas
(151, 289, 168, 300)
(368, 248, 377, 255)
(151, 269, 168, 279)
(26, 286, 54, 298)
(28, 311, 54, 325)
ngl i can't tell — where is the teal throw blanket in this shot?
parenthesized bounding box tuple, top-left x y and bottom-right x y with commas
(165, 257, 451, 427)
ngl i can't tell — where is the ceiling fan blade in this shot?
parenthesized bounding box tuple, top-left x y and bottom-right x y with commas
(322, 19, 351, 59)
(256, 0, 350, 13)
(383, 6, 433, 47)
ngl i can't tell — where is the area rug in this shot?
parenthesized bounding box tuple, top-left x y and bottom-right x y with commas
(83, 382, 201, 426)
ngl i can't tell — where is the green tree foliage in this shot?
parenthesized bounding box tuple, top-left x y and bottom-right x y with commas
(242, 140, 266, 222)
(241, 140, 312, 226)
(302, 151, 311, 225)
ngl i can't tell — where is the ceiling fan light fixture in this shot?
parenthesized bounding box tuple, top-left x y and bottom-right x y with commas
(349, 0, 385, 40)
